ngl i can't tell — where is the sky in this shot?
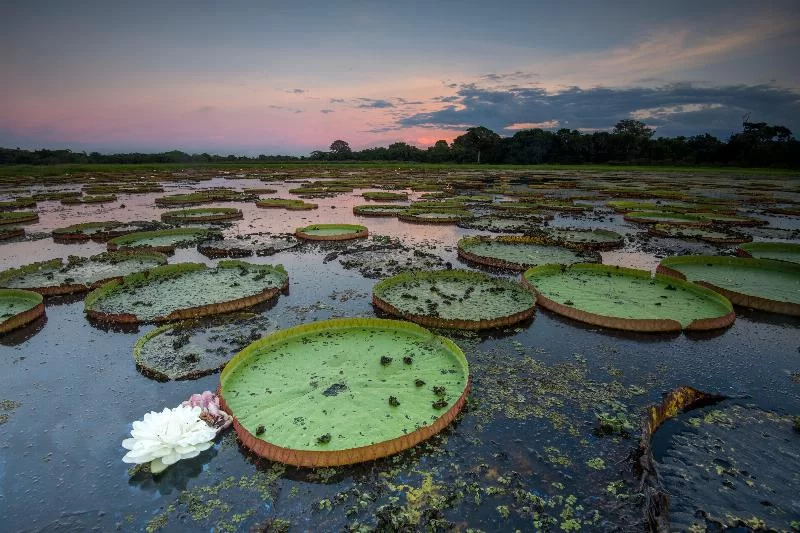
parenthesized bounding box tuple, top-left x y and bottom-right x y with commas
(1, 0, 799, 155)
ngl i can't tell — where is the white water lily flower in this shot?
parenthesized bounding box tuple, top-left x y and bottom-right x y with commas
(122, 405, 217, 474)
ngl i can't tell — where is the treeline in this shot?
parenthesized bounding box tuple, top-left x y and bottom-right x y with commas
(1, 120, 798, 168)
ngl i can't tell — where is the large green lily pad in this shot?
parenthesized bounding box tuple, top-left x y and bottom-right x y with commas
(737, 242, 800, 264)
(456, 216, 543, 233)
(0, 211, 38, 226)
(657, 255, 800, 315)
(523, 263, 734, 332)
(624, 211, 710, 226)
(134, 313, 275, 381)
(352, 204, 409, 217)
(219, 317, 470, 466)
(458, 236, 598, 271)
(0, 251, 168, 295)
(545, 228, 623, 250)
(160, 207, 243, 223)
(361, 191, 408, 201)
(0, 288, 45, 334)
(295, 224, 368, 241)
(256, 198, 318, 210)
(372, 269, 536, 329)
(85, 261, 289, 323)
(649, 224, 751, 245)
(398, 209, 473, 224)
(107, 228, 220, 253)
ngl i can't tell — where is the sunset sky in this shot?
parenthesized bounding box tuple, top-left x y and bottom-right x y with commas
(2, 0, 799, 155)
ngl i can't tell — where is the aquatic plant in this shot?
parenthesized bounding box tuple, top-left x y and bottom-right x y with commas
(121, 405, 218, 474)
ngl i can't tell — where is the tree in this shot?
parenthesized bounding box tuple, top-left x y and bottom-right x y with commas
(451, 126, 502, 163)
(329, 140, 352, 160)
(426, 140, 451, 163)
(612, 119, 655, 139)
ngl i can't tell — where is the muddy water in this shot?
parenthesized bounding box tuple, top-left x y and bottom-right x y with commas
(1, 175, 798, 532)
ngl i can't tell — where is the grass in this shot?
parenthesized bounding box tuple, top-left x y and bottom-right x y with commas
(0, 161, 797, 179)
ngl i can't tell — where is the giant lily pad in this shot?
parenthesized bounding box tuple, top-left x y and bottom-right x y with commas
(198, 233, 299, 258)
(649, 224, 752, 245)
(160, 207, 243, 223)
(657, 255, 800, 315)
(0, 251, 168, 296)
(623, 211, 711, 226)
(51, 220, 168, 242)
(458, 235, 598, 271)
(361, 191, 408, 201)
(372, 270, 536, 329)
(107, 228, 219, 254)
(295, 224, 368, 241)
(85, 261, 288, 323)
(134, 313, 274, 381)
(256, 198, 318, 210)
(61, 194, 116, 205)
(397, 209, 473, 224)
(218, 317, 471, 467)
(736, 242, 800, 264)
(155, 189, 256, 206)
(522, 263, 735, 332)
(352, 204, 409, 217)
(0, 211, 38, 226)
(0, 288, 45, 334)
(456, 216, 544, 233)
(544, 228, 624, 250)
(0, 227, 24, 241)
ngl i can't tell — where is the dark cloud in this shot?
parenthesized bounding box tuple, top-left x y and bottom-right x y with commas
(330, 98, 345, 104)
(480, 71, 539, 82)
(268, 104, 303, 113)
(356, 98, 395, 109)
(320, 109, 334, 114)
(392, 97, 424, 106)
(397, 83, 800, 138)
(286, 88, 306, 94)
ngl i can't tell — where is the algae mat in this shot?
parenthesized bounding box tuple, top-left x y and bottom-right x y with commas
(523, 264, 734, 332)
(85, 261, 288, 323)
(219, 318, 470, 466)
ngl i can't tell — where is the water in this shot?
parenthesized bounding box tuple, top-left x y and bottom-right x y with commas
(1, 171, 798, 531)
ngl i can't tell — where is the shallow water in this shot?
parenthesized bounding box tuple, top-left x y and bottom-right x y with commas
(1, 171, 799, 532)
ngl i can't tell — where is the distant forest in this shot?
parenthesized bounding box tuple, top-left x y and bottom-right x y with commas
(2, 120, 798, 168)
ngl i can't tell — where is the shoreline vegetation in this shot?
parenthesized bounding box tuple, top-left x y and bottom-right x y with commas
(0, 161, 796, 180)
(1, 120, 797, 177)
